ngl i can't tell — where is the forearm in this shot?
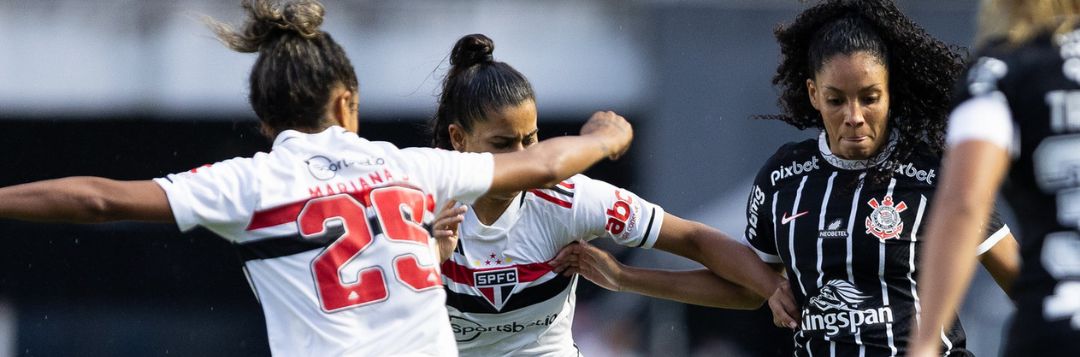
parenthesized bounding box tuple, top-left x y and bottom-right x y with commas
(0, 177, 172, 224)
(0, 177, 115, 223)
(491, 134, 613, 193)
(911, 204, 985, 348)
(618, 266, 763, 309)
(688, 224, 786, 299)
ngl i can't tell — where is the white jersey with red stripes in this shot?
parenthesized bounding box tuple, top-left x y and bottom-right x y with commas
(153, 126, 494, 357)
(441, 174, 665, 356)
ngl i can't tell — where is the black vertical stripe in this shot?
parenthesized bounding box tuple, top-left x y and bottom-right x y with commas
(635, 206, 657, 248)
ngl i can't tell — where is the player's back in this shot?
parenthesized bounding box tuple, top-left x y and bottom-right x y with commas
(155, 126, 495, 356)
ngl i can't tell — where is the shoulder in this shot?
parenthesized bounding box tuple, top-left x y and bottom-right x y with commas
(753, 138, 821, 188)
(524, 174, 589, 210)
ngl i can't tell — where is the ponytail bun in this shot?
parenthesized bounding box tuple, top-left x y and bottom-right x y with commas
(450, 34, 495, 68)
(206, 0, 325, 53)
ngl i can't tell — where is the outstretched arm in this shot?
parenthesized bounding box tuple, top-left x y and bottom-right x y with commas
(650, 213, 787, 305)
(0, 177, 173, 223)
(488, 111, 632, 195)
(551, 240, 764, 309)
(908, 140, 1011, 357)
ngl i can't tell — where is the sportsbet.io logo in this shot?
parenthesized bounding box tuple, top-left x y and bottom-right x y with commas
(450, 314, 560, 342)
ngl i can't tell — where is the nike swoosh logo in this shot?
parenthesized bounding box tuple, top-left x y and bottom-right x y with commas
(781, 211, 809, 225)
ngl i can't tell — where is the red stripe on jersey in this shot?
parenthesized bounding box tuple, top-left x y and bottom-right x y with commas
(528, 190, 572, 209)
(246, 191, 372, 231)
(440, 260, 554, 286)
(557, 181, 575, 190)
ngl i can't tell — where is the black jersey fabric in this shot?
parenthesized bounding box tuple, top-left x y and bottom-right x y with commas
(952, 27, 1080, 356)
(744, 132, 1007, 357)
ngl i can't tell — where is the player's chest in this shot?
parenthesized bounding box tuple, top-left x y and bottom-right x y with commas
(770, 173, 935, 248)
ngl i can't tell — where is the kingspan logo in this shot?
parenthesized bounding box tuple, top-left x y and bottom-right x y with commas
(801, 279, 894, 337)
(771, 157, 820, 186)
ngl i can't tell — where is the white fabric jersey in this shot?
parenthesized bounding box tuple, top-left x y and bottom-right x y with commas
(154, 126, 494, 357)
(440, 174, 665, 357)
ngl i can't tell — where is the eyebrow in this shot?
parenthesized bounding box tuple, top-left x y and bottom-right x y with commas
(491, 129, 539, 141)
(825, 84, 883, 92)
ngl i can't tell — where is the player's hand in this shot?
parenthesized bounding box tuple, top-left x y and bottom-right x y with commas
(550, 240, 624, 291)
(768, 282, 800, 330)
(432, 200, 466, 262)
(580, 111, 632, 160)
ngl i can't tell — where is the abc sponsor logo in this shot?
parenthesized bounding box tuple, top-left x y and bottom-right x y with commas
(450, 314, 559, 342)
(771, 157, 820, 186)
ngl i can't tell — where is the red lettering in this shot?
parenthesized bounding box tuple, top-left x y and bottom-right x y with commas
(607, 201, 631, 222)
(336, 183, 349, 194)
(359, 177, 372, 191)
(614, 190, 634, 204)
(309, 186, 324, 198)
(369, 172, 384, 185)
(324, 184, 336, 195)
(605, 218, 626, 235)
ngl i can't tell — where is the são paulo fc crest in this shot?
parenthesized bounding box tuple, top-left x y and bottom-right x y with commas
(474, 267, 519, 311)
(865, 195, 908, 240)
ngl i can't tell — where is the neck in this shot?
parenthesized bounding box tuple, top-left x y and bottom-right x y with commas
(471, 193, 519, 225)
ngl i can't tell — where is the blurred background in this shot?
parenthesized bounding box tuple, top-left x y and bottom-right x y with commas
(0, 0, 1012, 356)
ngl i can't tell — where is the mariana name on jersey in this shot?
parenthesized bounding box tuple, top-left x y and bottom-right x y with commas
(305, 167, 406, 198)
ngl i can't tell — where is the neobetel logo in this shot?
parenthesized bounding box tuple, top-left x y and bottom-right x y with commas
(889, 161, 936, 185)
(746, 185, 766, 242)
(771, 157, 820, 186)
(801, 280, 894, 337)
(818, 219, 848, 239)
(450, 314, 559, 342)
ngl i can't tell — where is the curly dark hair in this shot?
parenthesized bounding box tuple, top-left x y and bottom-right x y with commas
(764, 0, 964, 181)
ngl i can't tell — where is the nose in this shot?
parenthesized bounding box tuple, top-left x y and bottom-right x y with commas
(844, 101, 866, 127)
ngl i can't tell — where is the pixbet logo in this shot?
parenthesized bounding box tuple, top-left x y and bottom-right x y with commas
(771, 157, 820, 185)
(605, 190, 635, 236)
(890, 162, 936, 184)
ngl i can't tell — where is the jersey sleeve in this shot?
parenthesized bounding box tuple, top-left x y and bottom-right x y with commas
(396, 147, 494, 206)
(976, 209, 1012, 256)
(744, 158, 781, 263)
(152, 157, 259, 235)
(568, 176, 665, 249)
(947, 56, 1019, 155)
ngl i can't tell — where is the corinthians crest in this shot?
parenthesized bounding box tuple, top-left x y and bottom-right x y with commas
(865, 195, 908, 240)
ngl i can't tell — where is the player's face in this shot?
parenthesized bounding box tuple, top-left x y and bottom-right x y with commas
(455, 100, 539, 154)
(807, 51, 891, 160)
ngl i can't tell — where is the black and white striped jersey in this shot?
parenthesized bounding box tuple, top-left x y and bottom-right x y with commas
(949, 27, 1080, 355)
(744, 132, 1008, 357)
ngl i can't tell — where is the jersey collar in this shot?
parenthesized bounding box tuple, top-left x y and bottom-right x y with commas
(272, 126, 350, 148)
(817, 129, 898, 170)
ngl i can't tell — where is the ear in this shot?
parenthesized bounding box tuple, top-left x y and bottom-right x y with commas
(448, 123, 467, 151)
(806, 78, 820, 111)
(332, 89, 359, 132)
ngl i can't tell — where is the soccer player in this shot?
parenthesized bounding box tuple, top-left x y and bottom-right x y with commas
(0, 1, 635, 356)
(429, 34, 789, 356)
(557, 1, 1021, 356)
(910, 0, 1080, 355)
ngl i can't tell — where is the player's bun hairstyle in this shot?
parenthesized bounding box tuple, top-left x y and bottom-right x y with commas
(763, 0, 964, 183)
(206, 0, 358, 134)
(430, 34, 536, 150)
